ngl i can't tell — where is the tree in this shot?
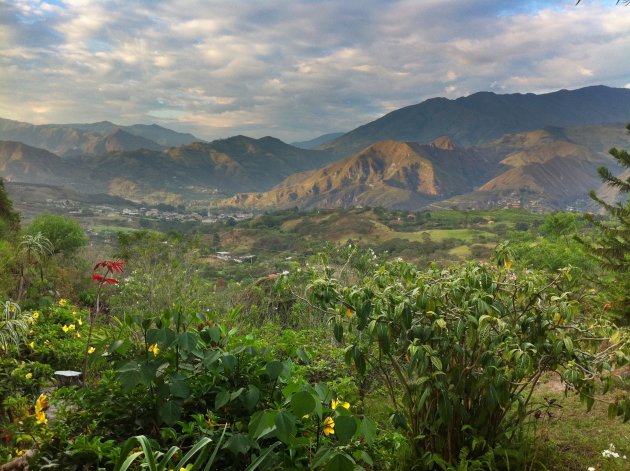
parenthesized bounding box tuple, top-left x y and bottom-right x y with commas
(0, 178, 19, 240)
(581, 123, 630, 317)
(27, 213, 87, 255)
(16, 233, 53, 301)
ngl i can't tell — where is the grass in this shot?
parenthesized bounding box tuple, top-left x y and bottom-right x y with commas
(91, 224, 138, 234)
(528, 378, 630, 470)
(424, 228, 496, 242)
(448, 245, 472, 258)
(429, 208, 545, 226)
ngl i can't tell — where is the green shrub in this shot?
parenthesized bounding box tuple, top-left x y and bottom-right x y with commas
(308, 257, 629, 467)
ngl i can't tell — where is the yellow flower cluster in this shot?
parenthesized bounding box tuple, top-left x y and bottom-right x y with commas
(58, 299, 68, 307)
(331, 399, 350, 410)
(323, 416, 335, 436)
(61, 324, 76, 333)
(148, 343, 160, 356)
(35, 394, 48, 425)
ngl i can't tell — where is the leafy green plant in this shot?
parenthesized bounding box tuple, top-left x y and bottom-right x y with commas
(0, 301, 30, 352)
(308, 255, 629, 466)
(579, 122, 630, 319)
(114, 430, 227, 471)
(26, 302, 89, 370)
(16, 232, 53, 302)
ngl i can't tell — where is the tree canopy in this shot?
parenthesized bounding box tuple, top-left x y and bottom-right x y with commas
(27, 213, 87, 255)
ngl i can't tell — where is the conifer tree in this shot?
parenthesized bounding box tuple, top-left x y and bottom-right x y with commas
(582, 123, 630, 317)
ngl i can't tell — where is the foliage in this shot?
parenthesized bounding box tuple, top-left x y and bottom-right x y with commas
(112, 232, 214, 317)
(27, 213, 87, 255)
(0, 301, 31, 353)
(26, 301, 92, 370)
(539, 212, 583, 239)
(0, 178, 20, 241)
(113, 432, 226, 471)
(15, 232, 53, 302)
(83, 259, 125, 378)
(308, 255, 629, 466)
(580, 122, 630, 318)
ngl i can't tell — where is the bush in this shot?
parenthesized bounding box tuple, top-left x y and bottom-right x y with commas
(27, 213, 87, 255)
(308, 256, 629, 467)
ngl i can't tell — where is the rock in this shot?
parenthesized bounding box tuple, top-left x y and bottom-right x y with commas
(53, 370, 82, 387)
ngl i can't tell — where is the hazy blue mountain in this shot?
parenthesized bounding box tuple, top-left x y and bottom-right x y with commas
(319, 85, 630, 156)
(69, 121, 200, 146)
(0, 118, 199, 156)
(291, 132, 345, 149)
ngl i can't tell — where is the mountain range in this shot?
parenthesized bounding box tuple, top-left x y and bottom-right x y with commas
(221, 125, 626, 210)
(319, 85, 630, 156)
(0, 118, 199, 157)
(1, 85, 629, 210)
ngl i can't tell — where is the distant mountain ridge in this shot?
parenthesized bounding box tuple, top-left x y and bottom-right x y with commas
(222, 139, 498, 209)
(320, 85, 630, 156)
(220, 124, 630, 210)
(0, 141, 66, 183)
(0, 118, 200, 156)
(291, 132, 345, 149)
(1, 85, 629, 210)
(68, 121, 200, 147)
(80, 135, 338, 199)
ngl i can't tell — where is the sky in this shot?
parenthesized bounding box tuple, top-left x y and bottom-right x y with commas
(1, 0, 629, 142)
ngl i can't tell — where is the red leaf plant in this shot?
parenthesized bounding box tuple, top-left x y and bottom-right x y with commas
(93, 260, 125, 273)
(83, 260, 125, 378)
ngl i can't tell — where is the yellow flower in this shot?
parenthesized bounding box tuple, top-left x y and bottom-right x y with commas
(32, 311, 40, 320)
(28, 342, 35, 349)
(15, 449, 25, 457)
(504, 260, 512, 269)
(35, 394, 48, 424)
(25, 373, 33, 380)
(323, 416, 335, 436)
(68, 324, 76, 331)
(77, 318, 83, 326)
(88, 346, 96, 354)
(148, 343, 160, 356)
(346, 308, 352, 318)
(35, 393, 48, 412)
(62, 325, 69, 333)
(36, 410, 47, 425)
(58, 299, 68, 306)
(331, 399, 350, 410)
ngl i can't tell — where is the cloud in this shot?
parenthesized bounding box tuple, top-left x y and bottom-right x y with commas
(1, 0, 630, 141)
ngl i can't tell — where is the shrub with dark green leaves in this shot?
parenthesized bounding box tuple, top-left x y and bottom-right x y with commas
(308, 257, 629, 467)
